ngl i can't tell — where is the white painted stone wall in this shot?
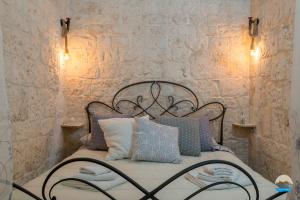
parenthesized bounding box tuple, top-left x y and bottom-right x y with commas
(4, 0, 299, 187)
(250, 0, 295, 181)
(290, 0, 300, 199)
(64, 0, 251, 163)
(0, 23, 12, 200)
(0, 0, 68, 184)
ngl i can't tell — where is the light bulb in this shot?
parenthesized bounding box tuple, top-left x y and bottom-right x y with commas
(64, 52, 70, 61)
(250, 47, 260, 59)
(250, 49, 256, 57)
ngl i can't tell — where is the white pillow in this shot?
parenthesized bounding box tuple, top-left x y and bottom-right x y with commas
(99, 116, 149, 160)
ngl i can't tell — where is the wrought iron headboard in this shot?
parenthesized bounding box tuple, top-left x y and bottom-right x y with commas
(85, 81, 226, 145)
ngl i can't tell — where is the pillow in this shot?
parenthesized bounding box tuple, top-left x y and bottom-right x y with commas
(157, 117, 201, 156)
(158, 117, 214, 152)
(198, 117, 214, 152)
(131, 118, 181, 164)
(99, 118, 135, 160)
(88, 113, 130, 150)
(99, 115, 150, 160)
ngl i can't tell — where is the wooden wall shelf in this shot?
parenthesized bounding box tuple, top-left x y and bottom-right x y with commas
(232, 123, 256, 129)
(61, 123, 84, 129)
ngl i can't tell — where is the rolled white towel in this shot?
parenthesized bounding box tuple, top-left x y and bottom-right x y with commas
(62, 178, 126, 191)
(73, 172, 118, 181)
(79, 165, 110, 175)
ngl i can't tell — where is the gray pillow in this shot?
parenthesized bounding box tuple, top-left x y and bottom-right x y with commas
(198, 117, 214, 152)
(158, 117, 201, 156)
(88, 113, 130, 150)
(131, 118, 181, 164)
(158, 117, 214, 153)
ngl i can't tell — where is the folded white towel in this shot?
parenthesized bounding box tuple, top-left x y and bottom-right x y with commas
(185, 173, 206, 188)
(73, 172, 118, 181)
(62, 178, 126, 191)
(213, 171, 233, 176)
(79, 165, 110, 175)
(197, 172, 236, 183)
(198, 167, 239, 183)
(185, 169, 252, 190)
(212, 168, 233, 176)
(203, 166, 233, 176)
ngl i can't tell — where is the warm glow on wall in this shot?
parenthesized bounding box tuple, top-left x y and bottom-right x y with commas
(59, 50, 66, 67)
(250, 47, 260, 60)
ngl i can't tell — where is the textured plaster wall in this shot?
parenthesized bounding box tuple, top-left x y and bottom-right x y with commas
(64, 0, 251, 163)
(5, 0, 298, 188)
(0, 22, 12, 200)
(250, 0, 295, 181)
(290, 0, 300, 199)
(0, 0, 68, 184)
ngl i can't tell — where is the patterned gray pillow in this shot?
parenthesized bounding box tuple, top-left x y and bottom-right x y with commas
(158, 117, 214, 153)
(88, 113, 130, 150)
(198, 117, 214, 152)
(131, 118, 181, 164)
(158, 117, 201, 156)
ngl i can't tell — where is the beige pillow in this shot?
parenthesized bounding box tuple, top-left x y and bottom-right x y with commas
(99, 115, 149, 160)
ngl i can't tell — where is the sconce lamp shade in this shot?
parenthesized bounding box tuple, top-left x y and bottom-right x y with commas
(60, 18, 71, 37)
(60, 18, 71, 61)
(248, 17, 259, 37)
(248, 17, 259, 58)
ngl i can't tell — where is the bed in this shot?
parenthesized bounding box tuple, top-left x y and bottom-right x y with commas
(12, 81, 287, 200)
(12, 148, 284, 200)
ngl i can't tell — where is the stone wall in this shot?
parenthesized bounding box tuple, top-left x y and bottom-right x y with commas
(64, 0, 251, 162)
(4, 0, 299, 188)
(250, 0, 296, 181)
(0, 0, 68, 184)
(0, 22, 12, 200)
(290, 0, 300, 198)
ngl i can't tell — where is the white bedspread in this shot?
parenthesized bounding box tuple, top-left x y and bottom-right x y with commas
(12, 148, 285, 200)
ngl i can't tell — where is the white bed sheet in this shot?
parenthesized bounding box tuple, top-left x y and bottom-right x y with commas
(12, 148, 285, 200)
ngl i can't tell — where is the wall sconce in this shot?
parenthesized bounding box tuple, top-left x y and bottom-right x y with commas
(248, 17, 260, 58)
(60, 18, 71, 61)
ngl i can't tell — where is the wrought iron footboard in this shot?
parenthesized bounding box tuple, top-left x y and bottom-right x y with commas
(13, 158, 287, 200)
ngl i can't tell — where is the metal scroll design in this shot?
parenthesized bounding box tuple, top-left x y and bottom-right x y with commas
(12, 158, 287, 200)
(12, 81, 287, 200)
(85, 81, 226, 144)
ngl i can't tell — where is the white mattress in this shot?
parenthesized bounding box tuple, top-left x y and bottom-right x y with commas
(12, 148, 285, 200)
